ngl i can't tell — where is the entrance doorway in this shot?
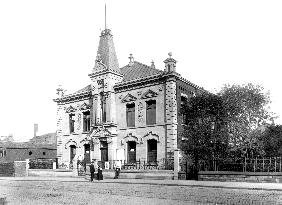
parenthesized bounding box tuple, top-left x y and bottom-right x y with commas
(84, 144, 90, 164)
(100, 140, 108, 162)
(127, 141, 136, 163)
(70, 145, 76, 164)
(147, 139, 157, 162)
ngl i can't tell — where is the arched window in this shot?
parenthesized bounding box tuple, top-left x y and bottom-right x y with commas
(70, 145, 76, 163)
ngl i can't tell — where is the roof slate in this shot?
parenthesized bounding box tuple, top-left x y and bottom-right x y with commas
(120, 61, 163, 82)
(0, 142, 56, 149)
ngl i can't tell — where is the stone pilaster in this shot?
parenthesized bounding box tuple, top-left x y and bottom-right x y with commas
(165, 79, 178, 154)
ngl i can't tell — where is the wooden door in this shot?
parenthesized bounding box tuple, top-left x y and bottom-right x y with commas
(84, 144, 90, 164)
(147, 139, 157, 162)
(100, 141, 108, 162)
(127, 141, 136, 163)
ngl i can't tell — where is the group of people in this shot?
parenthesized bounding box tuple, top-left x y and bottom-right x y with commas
(89, 160, 122, 182)
(89, 161, 103, 182)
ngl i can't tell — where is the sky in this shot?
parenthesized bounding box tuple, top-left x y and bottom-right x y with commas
(0, 0, 281, 142)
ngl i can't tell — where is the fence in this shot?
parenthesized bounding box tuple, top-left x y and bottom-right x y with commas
(99, 159, 174, 170)
(29, 158, 57, 169)
(198, 157, 282, 172)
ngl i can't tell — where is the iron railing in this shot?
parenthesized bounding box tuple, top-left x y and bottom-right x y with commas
(197, 157, 282, 172)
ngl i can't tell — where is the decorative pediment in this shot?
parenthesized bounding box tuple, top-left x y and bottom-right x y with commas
(121, 133, 139, 145)
(91, 126, 112, 138)
(80, 137, 90, 147)
(140, 131, 160, 144)
(121, 93, 137, 103)
(65, 139, 77, 149)
(80, 102, 91, 111)
(141, 89, 158, 99)
(66, 105, 77, 113)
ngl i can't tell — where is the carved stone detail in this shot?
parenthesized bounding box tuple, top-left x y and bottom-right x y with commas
(141, 89, 158, 99)
(121, 93, 137, 103)
(79, 102, 91, 111)
(140, 131, 160, 144)
(77, 113, 81, 131)
(138, 102, 144, 122)
(66, 105, 76, 113)
(65, 139, 77, 149)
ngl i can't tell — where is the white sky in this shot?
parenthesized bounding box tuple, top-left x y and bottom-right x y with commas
(0, 0, 281, 142)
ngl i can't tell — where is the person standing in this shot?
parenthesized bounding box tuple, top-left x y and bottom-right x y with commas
(90, 161, 95, 182)
(97, 166, 103, 181)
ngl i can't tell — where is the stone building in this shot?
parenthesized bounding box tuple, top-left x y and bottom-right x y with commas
(54, 27, 204, 168)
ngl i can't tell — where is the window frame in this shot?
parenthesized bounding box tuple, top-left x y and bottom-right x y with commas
(146, 100, 156, 125)
(126, 103, 135, 127)
(83, 111, 91, 132)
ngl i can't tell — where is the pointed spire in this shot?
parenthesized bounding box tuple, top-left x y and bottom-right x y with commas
(105, 4, 107, 30)
(92, 5, 121, 75)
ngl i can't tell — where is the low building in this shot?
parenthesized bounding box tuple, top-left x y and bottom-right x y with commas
(0, 142, 57, 162)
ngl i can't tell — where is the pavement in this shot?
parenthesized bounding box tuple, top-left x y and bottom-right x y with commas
(1, 176, 282, 192)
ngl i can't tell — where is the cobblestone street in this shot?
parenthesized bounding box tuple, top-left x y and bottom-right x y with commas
(1, 178, 282, 205)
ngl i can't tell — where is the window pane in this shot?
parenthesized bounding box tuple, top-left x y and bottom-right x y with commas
(126, 103, 135, 127)
(146, 100, 156, 125)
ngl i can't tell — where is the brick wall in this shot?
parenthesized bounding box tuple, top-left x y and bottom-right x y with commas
(0, 162, 14, 176)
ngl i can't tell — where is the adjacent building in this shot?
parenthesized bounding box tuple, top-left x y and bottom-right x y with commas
(54, 27, 204, 168)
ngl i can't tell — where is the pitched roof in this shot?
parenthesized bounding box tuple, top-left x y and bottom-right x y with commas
(120, 61, 163, 82)
(65, 62, 163, 97)
(73, 85, 91, 94)
(0, 142, 56, 149)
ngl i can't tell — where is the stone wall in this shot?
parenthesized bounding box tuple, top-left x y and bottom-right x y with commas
(199, 171, 282, 183)
(14, 161, 27, 177)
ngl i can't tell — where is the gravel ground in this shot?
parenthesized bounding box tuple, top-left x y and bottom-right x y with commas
(0, 179, 282, 205)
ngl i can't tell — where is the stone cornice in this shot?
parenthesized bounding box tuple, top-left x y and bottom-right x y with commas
(114, 74, 166, 92)
(88, 69, 123, 79)
(177, 76, 206, 92)
(53, 91, 92, 104)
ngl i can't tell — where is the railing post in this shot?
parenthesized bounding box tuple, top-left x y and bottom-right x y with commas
(173, 149, 180, 180)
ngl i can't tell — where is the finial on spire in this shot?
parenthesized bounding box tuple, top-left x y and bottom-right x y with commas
(168, 52, 172, 58)
(105, 4, 107, 30)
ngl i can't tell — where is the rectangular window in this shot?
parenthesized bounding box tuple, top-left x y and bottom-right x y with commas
(69, 114, 75, 133)
(100, 92, 106, 123)
(126, 103, 135, 127)
(83, 111, 91, 132)
(0, 149, 6, 158)
(146, 100, 156, 125)
(181, 95, 188, 125)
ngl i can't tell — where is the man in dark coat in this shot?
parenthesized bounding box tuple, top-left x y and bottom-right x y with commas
(90, 161, 95, 182)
